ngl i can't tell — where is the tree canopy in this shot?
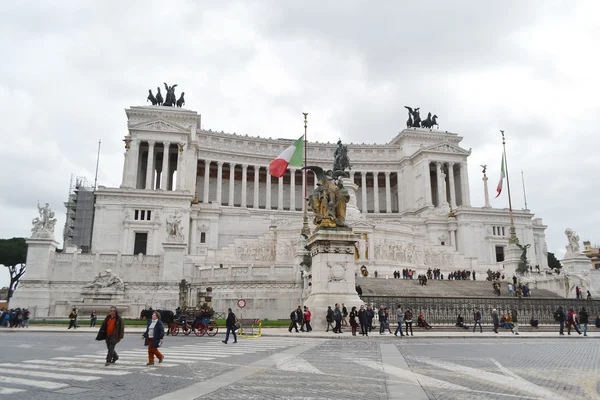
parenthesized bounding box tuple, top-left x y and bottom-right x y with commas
(0, 237, 28, 304)
(547, 252, 562, 270)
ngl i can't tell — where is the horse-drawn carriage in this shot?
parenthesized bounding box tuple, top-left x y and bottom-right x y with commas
(140, 307, 217, 337)
(171, 310, 218, 337)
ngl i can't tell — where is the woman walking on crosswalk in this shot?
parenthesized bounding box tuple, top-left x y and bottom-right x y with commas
(142, 311, 165, 365)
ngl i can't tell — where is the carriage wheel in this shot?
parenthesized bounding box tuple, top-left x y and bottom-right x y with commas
(183, 325, 192, 336)
(206, 322, 218, 337)
(194, 322, 206, 337)
(170, 325, 179, 336)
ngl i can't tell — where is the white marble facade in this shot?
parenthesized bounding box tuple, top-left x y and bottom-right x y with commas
(13, 106, 554, 319)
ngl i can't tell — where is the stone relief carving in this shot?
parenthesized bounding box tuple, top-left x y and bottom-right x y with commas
(374, 240, 454, 267)
(31, 201, 58, 239)
(166, 211, 185, 242)
(276, 240, 296, 261)
(131, 120, 187, 133)
(327, 262, 347, 282)
(564, 228, 581, 256)
(84, 269, 125, 290)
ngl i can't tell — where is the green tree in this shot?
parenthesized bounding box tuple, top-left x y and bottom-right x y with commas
(547, 252, 562, 271)
(0, 237, 27, 304)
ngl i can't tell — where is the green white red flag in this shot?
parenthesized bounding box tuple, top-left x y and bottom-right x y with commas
(269, 135, 304, 178)
(495, 152, 506, 198)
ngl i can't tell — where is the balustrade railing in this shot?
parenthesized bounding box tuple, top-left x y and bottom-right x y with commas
(361, 295, 600, 325)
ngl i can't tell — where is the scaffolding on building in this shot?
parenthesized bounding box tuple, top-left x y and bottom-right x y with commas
(63, 175, 95, 252)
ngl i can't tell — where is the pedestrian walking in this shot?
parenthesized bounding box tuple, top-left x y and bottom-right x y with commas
(22, 309, 30, 328)
(511, 307, 519, 335)
(68, 308, 77, 329)
(554, 306, 566, 335)
(90, 310, 97, 327)
(288, 308, 299, 333)
(222, 308, 238, 344)
(142, 311, 164, 365)
(295, 306, 304, 332)
(349, 306, 358, 336)
(378, 306, 387, 335)
(303, 306, 312, 332)
(473, 307, 483, 333)
(366, 306, 374, 332)
(325, 306, 335, 332)
(404, 307, 414, 336)
(341, 303, 348, 327)
(358, 305, 369, 336)
(491, 308, 500, 334)
(74, 306, 79, 328)
(333, 304, 343, 334)
(566, 308, 582, 335)
(96, 306, 125, 366)
(394, 304, 404, 337)
(579, 307, 589, 336)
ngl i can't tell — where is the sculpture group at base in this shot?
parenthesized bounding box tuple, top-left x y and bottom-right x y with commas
(147, 82, 185, 108)
(31, 201, 57, 239)
(84, 269, 125, 290)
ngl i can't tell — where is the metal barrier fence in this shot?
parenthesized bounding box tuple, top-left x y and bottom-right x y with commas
(361, 296, 600, 325)
(238, 319, 262, 337)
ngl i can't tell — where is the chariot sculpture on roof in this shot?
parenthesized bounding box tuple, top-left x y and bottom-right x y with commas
(404, 106, 438, 129)
(146, 82, 185, 108)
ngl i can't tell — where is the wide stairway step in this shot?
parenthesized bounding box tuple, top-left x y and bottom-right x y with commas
(356, 277, 562, 298)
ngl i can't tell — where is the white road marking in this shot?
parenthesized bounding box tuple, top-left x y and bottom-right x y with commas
(0, 386, 26, 394)
(53, 357, 178, 367)
(17, 344, 33, 348)
(25, 359, 174, 370)
(418, 358, 567, 400)
(53, 346, 75, 351)
(0, 376, 68, 390)
(0, 363, 128, 376)
(274, 354, 323, 374)
(0, 367, 100, 382)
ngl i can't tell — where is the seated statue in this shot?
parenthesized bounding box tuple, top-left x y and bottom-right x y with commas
(84, 269, 124, 290)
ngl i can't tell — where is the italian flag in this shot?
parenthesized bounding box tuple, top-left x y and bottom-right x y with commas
(495, 152, 505, 198)
(269, 135, 304, 178)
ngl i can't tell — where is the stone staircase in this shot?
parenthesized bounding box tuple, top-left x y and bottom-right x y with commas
(355, 277, 563, 298)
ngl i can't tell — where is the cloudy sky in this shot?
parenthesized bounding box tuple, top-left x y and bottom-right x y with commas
(1, 1, 598, 287)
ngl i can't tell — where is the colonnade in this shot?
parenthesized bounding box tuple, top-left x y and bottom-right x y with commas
(196, 159, 471, 213)
(122, 140, 185, 190)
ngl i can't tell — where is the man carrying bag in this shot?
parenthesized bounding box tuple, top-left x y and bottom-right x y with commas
(96, 306, 125, 366)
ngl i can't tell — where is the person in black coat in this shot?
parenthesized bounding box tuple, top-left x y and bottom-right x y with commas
(554, 306, 566, 335)
(326, 306, 335, 332)
(142, 311, 165, 365)
(366, 306, 375, 332)
(223, 308, 238, 344)
(333, 304, 343, 333)
(358, 305, 369, 336)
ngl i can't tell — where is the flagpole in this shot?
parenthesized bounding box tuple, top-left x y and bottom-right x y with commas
(521, 170, 528, 211)
(501, 130, 519, 245)
(301, 112, 311, 238)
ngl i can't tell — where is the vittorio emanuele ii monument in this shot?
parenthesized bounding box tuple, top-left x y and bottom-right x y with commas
(11, 86, 598, 319)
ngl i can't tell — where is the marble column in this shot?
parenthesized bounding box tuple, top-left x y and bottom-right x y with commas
(373, 172, 380, 213)
(361, 172, 367, 213)
(190, 217, 197, 255)
(253, 165, 260, 209)
(128, 139, 140, 188)
(121, 140, 130, 187)
(161, 142, 170, 190)
(203, 160, 211, 203)
(424, 161, 433, 207)
(277, 176, 284, 210)
(145, 141, 155, 190)
(397, 169, 403, 213)
(448, 162, 457, 208)
(384, 171, 392, 213)
(436, 162, 444, 206)
(176, 143, 184, 190)
(228, 163, 235, 206)
(216, 161, 224, 205)
(266, 166, 272, 210)
(241, 164, 248, 207)
(461, 162, 471, 206)
(289, 169, 296, 211)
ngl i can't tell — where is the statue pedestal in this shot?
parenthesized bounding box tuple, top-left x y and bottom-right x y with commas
(303, 227, 362, 330)
(162, 242, 187, 281)
(502, 243, 521, 279)
(341, 177, 364, 224)
(562, 254, 592, 298)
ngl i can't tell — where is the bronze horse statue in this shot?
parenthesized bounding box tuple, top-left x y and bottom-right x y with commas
(421, 112, 439, 129)
(147, 89, 157, 105)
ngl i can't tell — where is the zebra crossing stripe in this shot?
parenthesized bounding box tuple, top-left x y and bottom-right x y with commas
(0, 363, 128, 376)
(0, 387, 26, 394)
(0, 367, 101, 382)
(52, 357, 178, 367)
(0, 376, 68, 390)
(25, 359, 174, 370)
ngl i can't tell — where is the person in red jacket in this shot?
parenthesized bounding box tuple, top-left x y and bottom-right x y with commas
(303, 306, 312, 332)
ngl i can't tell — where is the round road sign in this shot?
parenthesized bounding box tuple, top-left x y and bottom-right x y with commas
(237, 299, 246, 309)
